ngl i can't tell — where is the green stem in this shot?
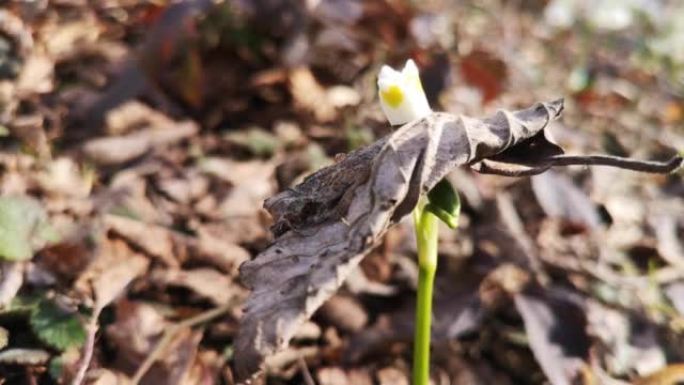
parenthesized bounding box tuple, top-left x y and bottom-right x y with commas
(412, 204, 439, 385)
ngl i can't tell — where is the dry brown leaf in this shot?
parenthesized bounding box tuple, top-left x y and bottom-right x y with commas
(104, 101, 174, 136)
(43, 18, 102, 58)
(83, 121, 198, 165)
(16, 54, 54, 95)
(235, 96, 680, 379)
(514, 292, 589, 385)
(376, 367, 409, 385)
(36, 157, 93, 199)
(87, 369, 132, 385)
(156, 173, 209, 205)
(586, 300, 666, 376)
(235, 100, 566, 379)
(317, 367, 373, 385)
(104, 214, 179, 268)
(318, 294, 368, 333)
(93, 255, 149, 311)
(74, 237, 149, 303)
(634, 364, 684, 385)
(153, 268, 238, 305)
(199, 158, 276, 218)
(154, 328, 204, 385)
(193, 226, 251, 275)
(0, 261, 25, 307)
(289, 67, 336, 122)
(531, 170, 602, 229)
(105, 214, 251, 273)
(106, 300, 168, 371)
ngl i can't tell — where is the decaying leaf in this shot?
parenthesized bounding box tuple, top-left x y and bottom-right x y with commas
(531, 170, 602, 229)
(83, 121, 198, 165)
(514, 291, 589, 385)
(93, 254, 149, 311)
(235, 99, 682, 380)
(0, 348, 50, 365)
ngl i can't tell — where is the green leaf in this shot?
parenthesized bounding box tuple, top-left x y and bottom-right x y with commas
(225, 128, 279, 158)
(0, 196, 58, 261)
(30, 300, 86, 351)
(425, 179, 461, 229)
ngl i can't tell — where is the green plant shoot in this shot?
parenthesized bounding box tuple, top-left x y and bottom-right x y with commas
(378, 60, 461, 385)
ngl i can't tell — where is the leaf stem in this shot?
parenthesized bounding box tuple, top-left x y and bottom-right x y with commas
(412, 204, 439, 385)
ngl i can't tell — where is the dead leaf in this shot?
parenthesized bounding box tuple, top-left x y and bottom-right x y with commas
(459, 49, 507, 103)
(634, 364, 684, 385)
(664, 283, 684, 316)
(151, 328, 203, 385)
(16, 54, 54, 94)
(36, 157, 93, 198)
(290, 67, 336, 122)
(234, 99, 681, 380)
(199, 158, 275, 218)
(105, 214, 251, 273)
(106, 300, 168, 371)
(74, 237, 149, 303)
(87, 369, 132, 385)
(43, 18, 102, 58)
(649, 209, 684, 269)
(0, 261, 25, 307)
(263, 346, 320, 379)
(514, 291, 589, 385)
(317, 294, 368, 333)
(346, 272, 483, 364)
(376, 367, 409, 385)
(531, 170, 602, 230)
(0, 348, 50, 365)
(93, 255, 149, 311)
(104, 101, 174, 136)
(586, 300, 666, 376)
(317, 367, 373, 385)
(153, 268, 237, 305)
(83, 121, 198, 165)
(104, 214, 179, 268)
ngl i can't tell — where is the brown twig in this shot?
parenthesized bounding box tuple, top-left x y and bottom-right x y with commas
(475, 155, 682, 177)
(546, 154, 683, 173)
(131, 302, 235, 385)
(298, 357, 316, 385)
(70, 306, 103, 385)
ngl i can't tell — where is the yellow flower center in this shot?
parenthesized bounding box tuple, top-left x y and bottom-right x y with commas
(380, 85, 404, 108)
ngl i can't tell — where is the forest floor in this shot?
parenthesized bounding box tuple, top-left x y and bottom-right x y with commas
(0, 1, 683, 384)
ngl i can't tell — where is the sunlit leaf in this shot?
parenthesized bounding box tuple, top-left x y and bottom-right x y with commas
(0, 196, 58, 261)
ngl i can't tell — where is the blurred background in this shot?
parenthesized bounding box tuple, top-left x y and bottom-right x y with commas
(0, 0, 683, 384)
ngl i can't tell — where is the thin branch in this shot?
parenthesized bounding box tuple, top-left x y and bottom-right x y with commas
(546, 154, 683, 173)
(131, 302, 235, 385)
(474, 155, 682, 176)
(70, 306, 103, 385)
(473, 161, 551, 177)
(298, 357, 316, 385)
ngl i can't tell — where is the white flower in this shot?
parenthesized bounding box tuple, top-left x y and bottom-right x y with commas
(588, 0, 634, 31)
(377, 59, 432, 125)
(544, 0, 578, 29)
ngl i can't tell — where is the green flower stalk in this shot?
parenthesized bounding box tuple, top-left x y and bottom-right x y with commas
(378, 60, 461, 385)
